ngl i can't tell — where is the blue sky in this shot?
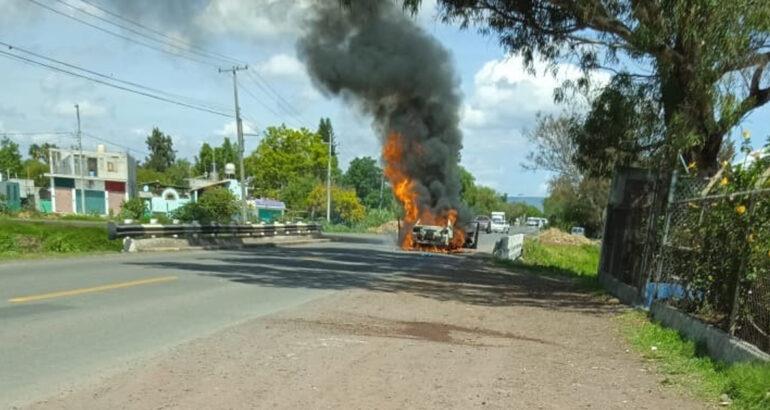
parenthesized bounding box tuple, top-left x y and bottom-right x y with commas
(1, 0, 768, 197)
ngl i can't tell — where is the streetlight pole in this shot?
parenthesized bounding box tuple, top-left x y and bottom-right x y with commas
(219, 65, 249, 223)
(326, 129, 332, 223)
(75, 104, 86, 215)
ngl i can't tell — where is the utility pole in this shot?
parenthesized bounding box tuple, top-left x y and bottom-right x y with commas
(75, 104, 86, 215)
(219, 65, 248, 223)
(326, 130, 333, 222)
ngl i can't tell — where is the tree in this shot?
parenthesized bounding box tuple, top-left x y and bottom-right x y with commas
(144, 128, 175, 172)
(245, 126, 329, 198)
(308, 183, 365, 224)
(0, 137, 23, 177)
(543, 175, 609, 237)
(23, 159, 48, 187)
(405, 0, 770, 173)
(523, 113, 582, 177)
(194, 143, 215, 176)
(28, 143, 58, 164)
(215, 138, 239, 176)
(343, 156, 382, 208)
(317, 117, 336, 157)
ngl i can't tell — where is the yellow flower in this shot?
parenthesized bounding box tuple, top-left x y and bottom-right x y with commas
(720, 177, 729, 187)
(736, 204, 747, 215)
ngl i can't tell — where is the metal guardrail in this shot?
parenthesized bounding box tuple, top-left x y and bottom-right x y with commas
(107, 222, 321, 240)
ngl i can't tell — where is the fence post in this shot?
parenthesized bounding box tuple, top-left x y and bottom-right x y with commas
(728, 194, 755, 335)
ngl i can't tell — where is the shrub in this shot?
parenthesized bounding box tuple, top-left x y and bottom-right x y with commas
(172, 187, 238, 224)
(120, 197, 147, 220)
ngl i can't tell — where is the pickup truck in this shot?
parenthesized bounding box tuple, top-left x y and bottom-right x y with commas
(489, 212, 511, 234)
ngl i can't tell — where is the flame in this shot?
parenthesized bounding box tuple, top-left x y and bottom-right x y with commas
(383, 132, 465, 252)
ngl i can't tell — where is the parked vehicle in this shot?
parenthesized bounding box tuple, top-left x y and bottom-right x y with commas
(473, 215, 492, 232)
(526, 217, 549, 229)
(489, 211, 510, 233)
(570, 226, 585, 236)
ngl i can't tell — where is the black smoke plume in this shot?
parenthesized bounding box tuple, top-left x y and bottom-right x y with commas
(297, 0, 467, 225)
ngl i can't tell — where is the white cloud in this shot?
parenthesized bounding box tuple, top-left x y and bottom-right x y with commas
(52, 100, 107, 118)
(256, 54, 306, 79)
(196, 0, 309, 41)
(215, 120, 257, 138)
(456, 55, 608, 196)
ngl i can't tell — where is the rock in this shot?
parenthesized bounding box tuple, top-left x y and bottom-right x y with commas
(719, 393, 732, 406)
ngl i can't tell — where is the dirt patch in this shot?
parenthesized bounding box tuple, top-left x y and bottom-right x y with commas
(537, 228, 594, 245)
(277, 317, 557, 347)
(16, 235, 43, 252)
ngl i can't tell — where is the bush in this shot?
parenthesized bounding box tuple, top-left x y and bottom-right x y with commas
(120, 197, 147, 220)
(172, 187, 238, 224)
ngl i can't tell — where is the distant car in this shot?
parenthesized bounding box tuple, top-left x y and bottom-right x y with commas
(474, 215, 491, 232)
(489, 212, 511, 234)
(570, 226, 586, 236)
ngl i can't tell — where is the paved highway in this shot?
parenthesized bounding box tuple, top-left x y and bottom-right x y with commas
(0, 239, 389, 406)
(0, 231, 523, 406)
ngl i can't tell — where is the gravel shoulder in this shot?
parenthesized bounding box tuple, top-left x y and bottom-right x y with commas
(28, 256, 703, 409)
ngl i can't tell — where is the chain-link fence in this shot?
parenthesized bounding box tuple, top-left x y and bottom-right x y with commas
(652, 169, 770, 354)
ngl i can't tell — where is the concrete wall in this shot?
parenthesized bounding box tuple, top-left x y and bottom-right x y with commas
(54, 187, 73, 213)
(650, 301, 770, 364)
(107, 191, 124, 215)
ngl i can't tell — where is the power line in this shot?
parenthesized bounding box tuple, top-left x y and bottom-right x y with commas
(0, 131, 73, 136)
(0, 48, 233, 118)
(245, 71, 309, 126)
(1, 41, 230, 114)
(238, 79, 289, 121)
(75, 0, 247, 66)
(52, 0, 238, 67)
(24, 0, 217, 67)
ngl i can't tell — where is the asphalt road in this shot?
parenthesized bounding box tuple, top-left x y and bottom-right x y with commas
(0, 230, 536, 407)
(0, 238, 399, 407)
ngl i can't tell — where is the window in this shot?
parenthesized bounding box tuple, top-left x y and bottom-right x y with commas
(107, 162, 115, 172)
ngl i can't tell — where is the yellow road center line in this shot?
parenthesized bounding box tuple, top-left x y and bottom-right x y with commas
(8, 276, 178, 303)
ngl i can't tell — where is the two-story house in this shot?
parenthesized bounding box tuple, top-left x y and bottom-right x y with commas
(46, 144, 137, 215)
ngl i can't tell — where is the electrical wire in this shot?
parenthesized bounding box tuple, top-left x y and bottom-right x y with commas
(0, 48, 233, 118)
(75, 0, 247, 66)
(24, 0, 218, 67)
(1, 41, 231, 114)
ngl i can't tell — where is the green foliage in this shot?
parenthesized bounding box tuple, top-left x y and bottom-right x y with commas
(317, 117, 336, 156)
(27, 143, 58, 164)
(194, 142, 215, 176)
(137, 159, 192, 187)
(0, 217, 121, 259)
(405, 0, 770, 170)
(498, 236, 600, 290)
(143, 127, 176, 172)
(619, 311, 770, 409)
(543, 175, 609, 237)
(216, 138, 239, 175)
(308, 183, 365, 224)
(343, 156, 383, 208)
(0, 136, 23, 177)
(119, 197, 147, 220)
(279, 175, 317, 211)
(573, 76, 665, 177)
(22, 159, 49, 188)
(665, 144, 770, 326)
(173, 187, 238, 224)
(245, 125, 330, 198)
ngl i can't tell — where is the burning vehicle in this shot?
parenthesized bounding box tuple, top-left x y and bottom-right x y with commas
(402, 220, 480, 251)
(299, 1, 470, 253)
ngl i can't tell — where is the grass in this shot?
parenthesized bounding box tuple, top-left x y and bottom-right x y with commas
(499, 235, 769, 408)
(498, 238, 602, 290)
(0, 217, 121, 260)
(618, 310, 770, 409)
